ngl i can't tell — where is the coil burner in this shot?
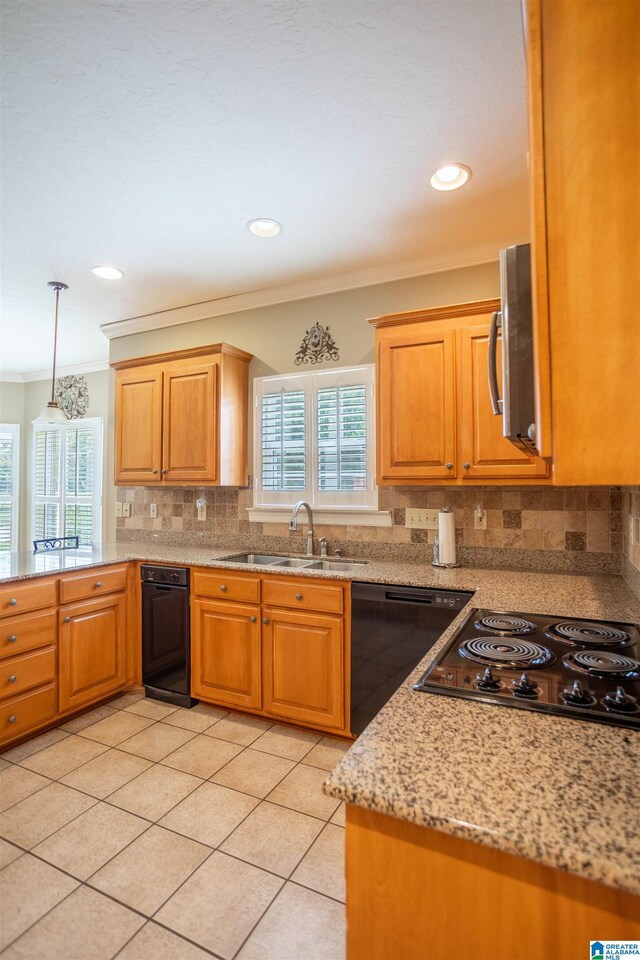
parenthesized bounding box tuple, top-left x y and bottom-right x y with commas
(459, 637, 554, 669)
(474, 614, 537, 636)
(546, 621, 631, 648)
(563, 650, 640, 679)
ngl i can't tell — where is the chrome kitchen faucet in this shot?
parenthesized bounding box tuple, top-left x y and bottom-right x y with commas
(288, 500, 314, 556)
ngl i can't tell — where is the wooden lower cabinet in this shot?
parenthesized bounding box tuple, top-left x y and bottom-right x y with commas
(191, 598, 261, 710)
(58, 592, 128, 713)
(346, 804, 640, 960)
(262, 606, 344, 730)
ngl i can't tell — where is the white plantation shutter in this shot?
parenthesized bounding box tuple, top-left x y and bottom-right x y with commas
(0, 425, 20, 552)
(254, 366, 375, 510)
(32, 418, 102, 547)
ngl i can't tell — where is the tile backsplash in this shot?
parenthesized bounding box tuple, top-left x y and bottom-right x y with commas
(116, 484, 627, 576)
(622, 486, 640, 593)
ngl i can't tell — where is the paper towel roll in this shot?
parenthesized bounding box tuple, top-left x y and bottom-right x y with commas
(438, 508, 456, 566)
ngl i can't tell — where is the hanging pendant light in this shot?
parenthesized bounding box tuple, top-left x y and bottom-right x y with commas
(32, 281, 69, 425)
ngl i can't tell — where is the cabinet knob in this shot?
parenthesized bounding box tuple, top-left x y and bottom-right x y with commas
(445, 463, 453, 470)
(463, 462, 470, 470)
(8, 675, 16, 683)
(295, 593, 303, 601)
(262, 617, 269, 624)
(8, 715, 16, 724)
(151, 469, 158, 475)
(220, 585, 227, 592)
(250, 616, 257, 623)
(95, 581, 102, 588)
(8, 635, 17, 644)
(161, 469, 167, 475)
(8, 599, 17, 606)
(64, 616, 71, 624)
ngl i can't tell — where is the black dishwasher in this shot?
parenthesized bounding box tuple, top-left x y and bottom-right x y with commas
(141, 565, 197, 708)
(350, 582, 472, 735)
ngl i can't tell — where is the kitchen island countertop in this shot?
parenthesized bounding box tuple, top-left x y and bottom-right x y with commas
(2, 540, 639, 895)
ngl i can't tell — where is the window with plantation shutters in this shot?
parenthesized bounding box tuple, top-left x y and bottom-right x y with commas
(254, 366, 376, 511)
(32, 418, 102, 547)
(0, 425, 20, 552)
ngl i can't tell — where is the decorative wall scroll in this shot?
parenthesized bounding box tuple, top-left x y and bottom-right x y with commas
(54, 375, 89, 419)
(295, 323, 340, 365)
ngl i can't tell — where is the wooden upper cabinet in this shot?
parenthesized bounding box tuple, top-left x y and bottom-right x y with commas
(525, 0, 640, 483)
(163, 361, 217, 483)
(378, 327, 457, 481)
(114, 366, 163, 483)
(459, 325, 548, 480)
(113, 343, 252, 486)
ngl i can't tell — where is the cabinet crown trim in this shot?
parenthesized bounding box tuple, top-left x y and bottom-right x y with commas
(368, 298, 500, 329)
(110, 342, 253, 370)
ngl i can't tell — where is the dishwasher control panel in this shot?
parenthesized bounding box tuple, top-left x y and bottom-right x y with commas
(141, 564, 189, 586)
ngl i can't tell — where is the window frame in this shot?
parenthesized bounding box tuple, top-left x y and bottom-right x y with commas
(31, 417, 103, 547)
(0, 423, 20, 553)
(252, 365, 390, 525)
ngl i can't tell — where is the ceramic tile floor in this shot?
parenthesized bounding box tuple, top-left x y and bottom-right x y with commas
(0, 692, 349, 960)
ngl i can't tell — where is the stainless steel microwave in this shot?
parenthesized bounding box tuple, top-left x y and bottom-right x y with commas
(488, 243, 537, 455)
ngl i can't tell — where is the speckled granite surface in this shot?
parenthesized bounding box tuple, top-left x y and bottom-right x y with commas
(3, 543, 640, 895)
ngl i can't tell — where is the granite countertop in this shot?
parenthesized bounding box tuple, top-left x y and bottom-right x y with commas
(2, 542, 639, 895)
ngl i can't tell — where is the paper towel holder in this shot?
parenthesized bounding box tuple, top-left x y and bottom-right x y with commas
(432, 507, 461, 568)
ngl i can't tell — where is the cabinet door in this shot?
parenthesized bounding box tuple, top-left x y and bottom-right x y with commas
(162, 362, 217, 482)
(378, 329, 456, 481)
(59, 593, 127, 712)
(459, 325, 549, 480)
(115, 368, 163, 483)
(191, 599, 261, 709)
(262, 607, 344, 731)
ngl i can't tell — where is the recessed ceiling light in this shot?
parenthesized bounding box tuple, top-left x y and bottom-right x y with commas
(247, 218, 282, 238)
(430, 164, 472, 191)
(91, 265, 124, 280)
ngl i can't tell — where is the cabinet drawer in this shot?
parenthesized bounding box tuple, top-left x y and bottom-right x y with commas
(0, 611, 57, 660)
(192, 570, 261, 604)
(0, 684, 57, 745)
(60, 566, 128, 604)
(0, 647, 56, 701)
(263, 577, 344, 614)
(0, 579, 57, 619)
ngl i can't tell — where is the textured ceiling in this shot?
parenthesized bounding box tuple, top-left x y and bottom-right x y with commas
(0, 0, 529, 375)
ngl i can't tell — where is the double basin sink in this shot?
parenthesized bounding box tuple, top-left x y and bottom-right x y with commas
(220, 553, 368, 572)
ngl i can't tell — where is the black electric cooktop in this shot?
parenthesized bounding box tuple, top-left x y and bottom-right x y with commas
(414, 608, 640, 729)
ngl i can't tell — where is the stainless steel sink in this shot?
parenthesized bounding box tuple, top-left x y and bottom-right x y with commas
(220, 553, 283, 565)
(218, 553, 368, 572)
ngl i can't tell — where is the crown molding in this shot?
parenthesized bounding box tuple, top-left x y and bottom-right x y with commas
(0, 359, 110, 384)
(100, 250, 499, 341)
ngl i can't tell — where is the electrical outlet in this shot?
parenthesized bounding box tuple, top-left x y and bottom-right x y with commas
(196, 498, 207, 522)
(474, 506, 487, 530)
(115, 502, 123, 518)
(149, 503, 157, 519)
(122, 502, 131, 518)
(406, 508, 439, 529)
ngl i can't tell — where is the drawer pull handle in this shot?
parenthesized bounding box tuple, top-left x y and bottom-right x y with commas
(95, 581, 102, 588)
(8, 675, 16, 683)
(64, 616, 71, 624)
(220, 585, 227, 592)
(295, 593, 303, 601)
(152, 469, 158, 475)
(262, 617, 269, 625)
(9, 599, 17, 606)
(250, 616, 257, 623)
(8, 635, 17, 643)
(8, 715, 16, 724)
(446, 462, 453, 470)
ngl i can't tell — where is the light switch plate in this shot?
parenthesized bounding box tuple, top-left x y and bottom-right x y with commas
(149, 503, 157, 519)
(115, 501, 122, 518)
(406, 508, 439, 529)
(197, 501, 207, 522)
(122, 502, 131, 518)
(474, 507, 487, 530)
